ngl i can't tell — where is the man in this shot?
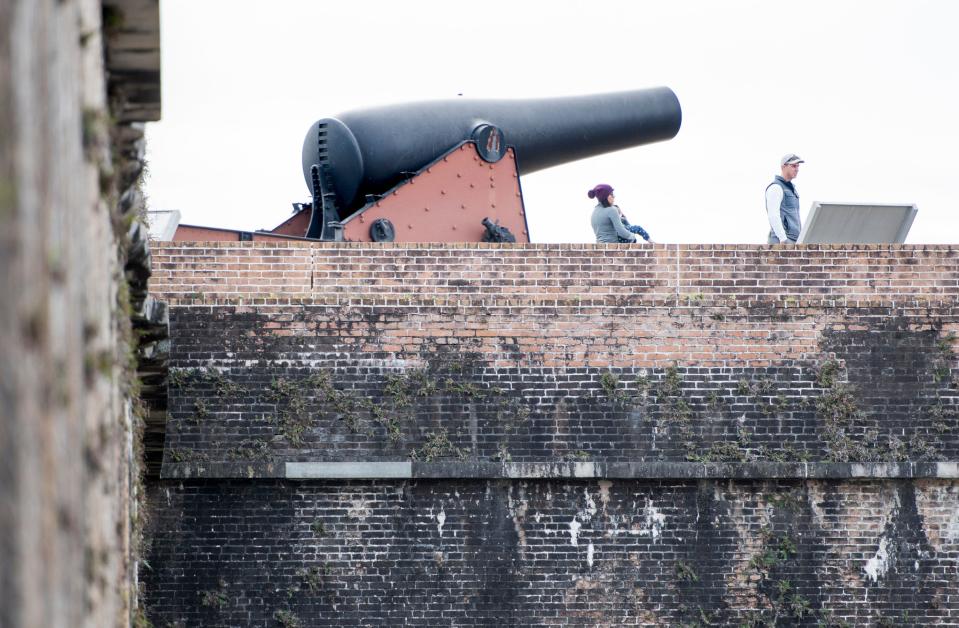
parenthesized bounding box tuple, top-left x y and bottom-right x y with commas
(766, 153, 805, 244)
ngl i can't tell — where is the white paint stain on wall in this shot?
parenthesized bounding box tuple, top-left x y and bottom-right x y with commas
(584, 487, 597, 519)
(864, 537, 890, 582)
(570, 519, 582, 546)
(631, 500, 666, 541)
(348, 499, 371, 520)
(436, 509, 446, 537)
(587, 542, 595, 568)
(607, 514, 622, 537)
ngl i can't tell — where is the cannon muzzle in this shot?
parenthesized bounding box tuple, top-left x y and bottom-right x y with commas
(302, 87, 681, 216)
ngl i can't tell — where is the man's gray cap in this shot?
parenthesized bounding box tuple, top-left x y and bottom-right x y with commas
(781, 153, 805, 166)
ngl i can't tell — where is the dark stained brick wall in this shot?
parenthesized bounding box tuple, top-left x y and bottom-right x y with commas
(143, 478, 959, 627)
(159, 305, 958, 470)
(143, 243, 959, 625)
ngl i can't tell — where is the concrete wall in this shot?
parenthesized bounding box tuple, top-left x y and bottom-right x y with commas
(0, 1, 158, 626)
(142, 242, 959, 626)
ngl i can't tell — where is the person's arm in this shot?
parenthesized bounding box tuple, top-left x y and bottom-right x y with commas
(627, 223, 651, 241)
(606, 206, 637, 241)
(765, 185, 787, 242)
(619, 210, 652, 242)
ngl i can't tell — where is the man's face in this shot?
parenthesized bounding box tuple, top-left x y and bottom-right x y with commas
(782, 162, 800, 181)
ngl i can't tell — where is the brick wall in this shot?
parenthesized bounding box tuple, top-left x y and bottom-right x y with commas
(145, 478, 958, 627)
(151, 243, 958, 474)
(149, 242, 959, 305)
(143, 242, 959, 625)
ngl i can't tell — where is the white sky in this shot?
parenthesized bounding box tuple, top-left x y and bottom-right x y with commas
(144, 1, 959, 244)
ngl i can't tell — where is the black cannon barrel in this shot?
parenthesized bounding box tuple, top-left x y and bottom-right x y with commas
(302, 87, 681, 214)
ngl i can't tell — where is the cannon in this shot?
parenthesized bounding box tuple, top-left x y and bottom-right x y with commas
(284, 87, 682, 243)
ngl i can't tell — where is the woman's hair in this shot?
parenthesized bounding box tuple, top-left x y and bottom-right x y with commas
(587, 184, 614, 207)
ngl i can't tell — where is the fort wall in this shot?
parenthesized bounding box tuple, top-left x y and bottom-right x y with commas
(142, 242, 959, 626)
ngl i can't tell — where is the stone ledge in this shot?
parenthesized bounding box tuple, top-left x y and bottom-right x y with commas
(159, 460, 959, 480)
(104, 0, 161, 122)
(287, 461, 412, 479)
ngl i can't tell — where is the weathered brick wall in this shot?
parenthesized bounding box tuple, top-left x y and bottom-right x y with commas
(146, 478, 958, 627)
(149, 242, 959, 304)
(150, 243, 958, 474)
(143, 242, 959, 625)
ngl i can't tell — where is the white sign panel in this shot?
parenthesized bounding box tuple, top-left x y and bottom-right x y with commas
(797, 202, 917, 244)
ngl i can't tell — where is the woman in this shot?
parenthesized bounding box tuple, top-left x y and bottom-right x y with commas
(588, 184, 653, 244)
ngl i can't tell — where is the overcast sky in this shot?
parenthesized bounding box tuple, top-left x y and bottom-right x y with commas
(144, 1, 959, 244)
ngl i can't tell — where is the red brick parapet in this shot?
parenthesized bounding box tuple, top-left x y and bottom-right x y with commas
(150, 242, 959, 307)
